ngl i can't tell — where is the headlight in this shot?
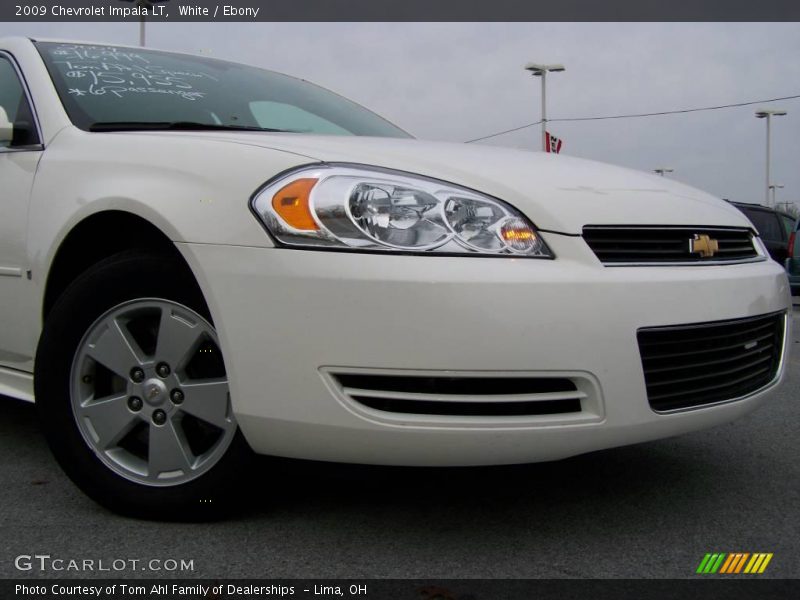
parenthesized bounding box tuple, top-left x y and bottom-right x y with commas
(251, 164, 553, 257)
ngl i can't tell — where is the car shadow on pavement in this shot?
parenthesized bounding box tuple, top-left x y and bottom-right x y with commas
(0, 392, 762, 528)
(256, 441, 711, 513)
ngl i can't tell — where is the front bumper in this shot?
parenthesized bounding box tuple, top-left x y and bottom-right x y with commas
(177, 233, 792, 466)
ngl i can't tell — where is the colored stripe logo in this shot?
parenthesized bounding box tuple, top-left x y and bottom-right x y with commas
(696, 553, 773, 574)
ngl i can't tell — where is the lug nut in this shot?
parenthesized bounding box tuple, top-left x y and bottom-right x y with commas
(130, 367, 145, 383)
(82, 375, 93, 384)
(170, 389, 184, 404)
(128, 396, 143, 411)
(152, 409, 167, 425)
(156, 363, 171, 378)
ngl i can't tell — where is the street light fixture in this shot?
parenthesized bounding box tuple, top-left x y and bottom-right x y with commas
(118, 0, 171, 47)
(525, 62, 565, 152)
(769, 183, 784, 208)
(755, 108, 787, 207)
(653, 168, 674, 177)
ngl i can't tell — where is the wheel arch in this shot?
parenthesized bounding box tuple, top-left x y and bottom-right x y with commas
(42, 210, 199, 322)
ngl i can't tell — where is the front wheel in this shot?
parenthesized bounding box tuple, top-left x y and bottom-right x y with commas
(36, 251, 254, 520)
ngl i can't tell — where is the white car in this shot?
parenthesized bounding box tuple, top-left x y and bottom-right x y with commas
(0, 37, 791, 518)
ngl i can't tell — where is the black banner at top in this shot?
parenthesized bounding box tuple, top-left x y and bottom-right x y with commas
(2, 0, 800, 22)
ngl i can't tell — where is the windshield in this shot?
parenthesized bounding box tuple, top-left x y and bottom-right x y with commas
(35, 41, 411, 138)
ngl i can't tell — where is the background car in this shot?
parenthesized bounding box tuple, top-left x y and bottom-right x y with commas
(728, 201, 796, 263)
(786, 216, 800, 296)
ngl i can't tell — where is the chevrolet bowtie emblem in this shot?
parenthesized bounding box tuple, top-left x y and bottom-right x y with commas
(690, 234, 719, 258)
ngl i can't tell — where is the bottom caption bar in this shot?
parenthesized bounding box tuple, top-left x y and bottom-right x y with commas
(3, 579, 797, 599)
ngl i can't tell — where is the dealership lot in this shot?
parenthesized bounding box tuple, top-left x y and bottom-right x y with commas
(1, 303, 798, 579)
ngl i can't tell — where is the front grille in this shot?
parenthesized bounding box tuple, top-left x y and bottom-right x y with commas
(583, 226, 758, 264)
(332, 374, 584, 417)
(638, 312, 785, 412)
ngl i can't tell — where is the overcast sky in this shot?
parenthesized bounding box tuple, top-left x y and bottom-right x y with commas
(2, 21, 799, 208)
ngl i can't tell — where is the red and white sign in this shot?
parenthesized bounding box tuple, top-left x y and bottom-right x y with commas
(545, 131, 563, 154)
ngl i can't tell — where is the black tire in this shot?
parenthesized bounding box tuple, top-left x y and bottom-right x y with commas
(36, 250, 255, 520)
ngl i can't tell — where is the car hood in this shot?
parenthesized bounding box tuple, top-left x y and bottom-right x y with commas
(136, 131, 751, 234)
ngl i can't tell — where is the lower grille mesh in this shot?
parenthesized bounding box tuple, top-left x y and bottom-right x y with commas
(638, 312, 785, 412)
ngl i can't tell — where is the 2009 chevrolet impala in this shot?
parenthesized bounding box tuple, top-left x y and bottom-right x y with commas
(0, 38, 791, 518)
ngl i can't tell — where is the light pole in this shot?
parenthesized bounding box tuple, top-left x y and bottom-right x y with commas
(119, 0, 171, 47)
(653, 168, 674, 177)
(525, 62, 565, 152)
(755, 108, 787, 207)
(769, 184, 784, 207)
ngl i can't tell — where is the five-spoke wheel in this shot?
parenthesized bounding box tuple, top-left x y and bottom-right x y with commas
(71, 299, 237, 486)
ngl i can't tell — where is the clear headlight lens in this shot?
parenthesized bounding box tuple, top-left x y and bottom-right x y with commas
(251, 164, 552, 257)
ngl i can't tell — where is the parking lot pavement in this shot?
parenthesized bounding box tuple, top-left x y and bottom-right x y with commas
(1, 305, 798, 580)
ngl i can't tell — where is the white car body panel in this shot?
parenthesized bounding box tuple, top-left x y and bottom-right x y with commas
(169, 132, 750, 235)
(37, 129, 751, 236)
(0, 36, 792, 467)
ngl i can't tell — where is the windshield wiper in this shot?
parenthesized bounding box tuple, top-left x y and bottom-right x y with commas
(88, 121, 295, 133)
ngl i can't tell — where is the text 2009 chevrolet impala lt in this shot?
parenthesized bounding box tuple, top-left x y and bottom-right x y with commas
(0, 38, 791, 518)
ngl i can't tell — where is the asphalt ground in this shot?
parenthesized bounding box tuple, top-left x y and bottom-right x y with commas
(1, 303, 798, 580)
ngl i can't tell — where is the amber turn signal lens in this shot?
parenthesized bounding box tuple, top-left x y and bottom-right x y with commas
(499, 217, 539, 253)
(271, 178, 319, 231)
(502, 228, 535, 242)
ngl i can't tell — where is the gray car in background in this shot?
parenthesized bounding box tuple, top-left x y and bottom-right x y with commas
(786, 216, 800, 296)
(729, 201, 795, 264)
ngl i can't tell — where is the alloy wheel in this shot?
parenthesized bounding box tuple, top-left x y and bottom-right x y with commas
(69, 299, 237, 486)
